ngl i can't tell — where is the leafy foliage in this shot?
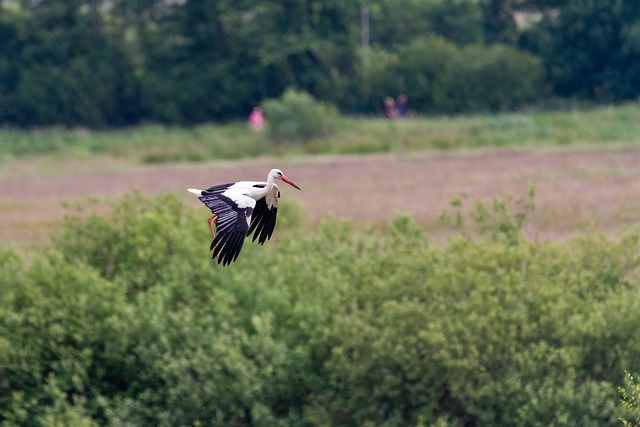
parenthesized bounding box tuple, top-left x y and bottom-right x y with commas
(2, 192, 640, 425)
(262, 88, 340, 142)
(529, 0, 640, 101)
(620, 371, 640, 427)
(367, 36, 546, 114)
(2, 1, 139, 127)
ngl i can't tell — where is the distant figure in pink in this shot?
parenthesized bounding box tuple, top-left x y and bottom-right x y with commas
(248, 107, 264, 131)
(384, 96, 399, 119)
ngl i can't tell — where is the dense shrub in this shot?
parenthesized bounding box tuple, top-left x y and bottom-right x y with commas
(456, 43, 548, 111)
(261, 88, 340, 142)
(1, 192, 640, 425)
(620, 371, 640, 426)
(367, 36, 546, 114)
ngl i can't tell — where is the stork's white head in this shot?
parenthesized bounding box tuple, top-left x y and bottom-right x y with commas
(270, 168, 301, 191)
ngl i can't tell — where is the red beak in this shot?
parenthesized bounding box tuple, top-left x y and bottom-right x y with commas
(281, 175, 302, 191)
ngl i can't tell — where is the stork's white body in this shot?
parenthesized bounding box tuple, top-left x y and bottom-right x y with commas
(188, 169, 301, 266)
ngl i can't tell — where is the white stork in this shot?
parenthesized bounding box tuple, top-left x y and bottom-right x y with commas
(188, 168, 301, 266)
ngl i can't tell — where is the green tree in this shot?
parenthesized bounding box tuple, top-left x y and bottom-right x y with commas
(9, 0, 139, 126)
(367, 0, 483, 48)
(532, 0, 640, 100)
(479, 0, 568, 45)
(131, 0, 359, 123)
(479, 0, 518, 44)
(246, 0, 360, 111)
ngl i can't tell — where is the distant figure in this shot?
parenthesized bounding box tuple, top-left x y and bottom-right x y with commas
(396, 93, 409, 118)
(384, 96, 399, 119)
(248, 107, 264, 131)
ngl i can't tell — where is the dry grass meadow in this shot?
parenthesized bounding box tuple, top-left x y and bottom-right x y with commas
(3, 144, 640, 249)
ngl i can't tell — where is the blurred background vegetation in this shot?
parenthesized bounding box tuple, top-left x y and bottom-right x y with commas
(2, 0, 640, 127)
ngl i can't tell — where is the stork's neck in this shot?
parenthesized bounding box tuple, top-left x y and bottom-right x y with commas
(266, 172, 276, 190)
(248, 171, 276, 200)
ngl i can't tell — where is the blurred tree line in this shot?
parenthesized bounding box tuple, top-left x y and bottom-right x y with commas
(1, 0, 640, 127)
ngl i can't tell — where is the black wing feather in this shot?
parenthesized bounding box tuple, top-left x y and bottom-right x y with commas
(213, 230, 243, 266)
(196, 191, 252, 266)
(205, 182, 235, 192)
(247, 195, 278, 245)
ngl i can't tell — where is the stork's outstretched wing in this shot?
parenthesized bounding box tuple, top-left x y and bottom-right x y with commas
(192, 188, 256, 266)
(247, 184, 280, 244)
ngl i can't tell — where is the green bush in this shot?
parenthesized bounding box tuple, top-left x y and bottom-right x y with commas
(456, 43, 547, 111)
(262, 88, 340, 142)
(2, 192, 640, 425)
(0, 249, 131, 425)
(367, 36, 546, 114)
(620, 371, 640, 427)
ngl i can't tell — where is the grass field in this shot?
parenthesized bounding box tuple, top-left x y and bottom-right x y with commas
(3, 102, 640, 162)
(3, 103, 640, 248)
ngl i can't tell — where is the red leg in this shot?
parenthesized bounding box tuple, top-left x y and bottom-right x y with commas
(208, 214, 221, 256)
(207, 214, 218, 239)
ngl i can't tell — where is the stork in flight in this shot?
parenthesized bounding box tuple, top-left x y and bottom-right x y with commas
(188, 168, 301, 266)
